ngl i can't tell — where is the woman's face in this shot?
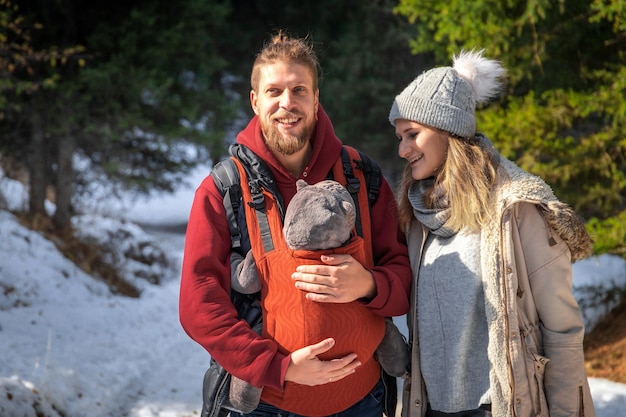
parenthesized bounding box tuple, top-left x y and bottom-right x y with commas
(396, 119, 449, 181)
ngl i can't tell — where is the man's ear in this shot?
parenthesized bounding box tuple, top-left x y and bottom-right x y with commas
(250, 90, 260, 115)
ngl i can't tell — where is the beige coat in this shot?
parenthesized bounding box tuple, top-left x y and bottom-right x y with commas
(403, 157, 596, 417)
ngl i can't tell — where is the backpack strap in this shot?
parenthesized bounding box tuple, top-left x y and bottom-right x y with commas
(354, 150, 382, 208)
(210, 159, 244, 253)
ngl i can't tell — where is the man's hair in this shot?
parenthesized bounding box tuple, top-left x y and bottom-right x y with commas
(250, 31, 319, 92)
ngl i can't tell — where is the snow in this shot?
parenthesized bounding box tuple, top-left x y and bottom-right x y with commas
(1, 167, 626, 417)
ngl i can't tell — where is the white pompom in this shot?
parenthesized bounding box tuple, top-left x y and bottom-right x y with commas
(453, 49, 505, 104)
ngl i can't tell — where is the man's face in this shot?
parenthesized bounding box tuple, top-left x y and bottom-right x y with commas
(250, 62, 319, 155)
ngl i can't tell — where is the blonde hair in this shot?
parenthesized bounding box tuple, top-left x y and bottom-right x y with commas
(250, 31, 319, 92)
(397, 135, 500, 232)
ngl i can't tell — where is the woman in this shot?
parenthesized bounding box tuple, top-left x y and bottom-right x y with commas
(389, 50, 596, 417)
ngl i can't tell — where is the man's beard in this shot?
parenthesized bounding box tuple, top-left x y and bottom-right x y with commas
(261, 115, 315, 156)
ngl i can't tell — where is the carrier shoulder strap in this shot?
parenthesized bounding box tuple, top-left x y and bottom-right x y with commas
(211, 144, 383, 258)
(330, 145, 381, 264)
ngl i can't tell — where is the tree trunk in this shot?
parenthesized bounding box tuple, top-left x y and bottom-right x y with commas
(28, 110, 47, 216)
(53, 134, 75, 229)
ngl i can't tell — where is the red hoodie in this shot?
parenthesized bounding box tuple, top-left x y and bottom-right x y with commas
(179, 106, 411, 414)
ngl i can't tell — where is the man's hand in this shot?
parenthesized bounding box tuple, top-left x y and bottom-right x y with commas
(284, 338, 362, 386)
(291, 254, 376, 303)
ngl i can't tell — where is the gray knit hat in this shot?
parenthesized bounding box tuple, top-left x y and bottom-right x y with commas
(389, 50, 505, 139)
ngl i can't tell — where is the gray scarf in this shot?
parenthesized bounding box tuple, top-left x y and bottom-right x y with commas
(408, 178, 455, 238)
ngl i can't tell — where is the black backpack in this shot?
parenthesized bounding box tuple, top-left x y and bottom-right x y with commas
(201, 143, 397, 417)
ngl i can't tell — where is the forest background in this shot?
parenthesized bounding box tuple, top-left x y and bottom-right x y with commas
(1, 0, 625, 377)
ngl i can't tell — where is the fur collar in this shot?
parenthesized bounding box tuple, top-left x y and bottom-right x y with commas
(494, 157, 593, 261)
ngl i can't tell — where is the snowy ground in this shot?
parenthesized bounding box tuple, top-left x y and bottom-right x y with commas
(1, 168, 626, 417)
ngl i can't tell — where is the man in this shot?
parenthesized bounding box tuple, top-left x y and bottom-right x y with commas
(179, 32, 411, 417)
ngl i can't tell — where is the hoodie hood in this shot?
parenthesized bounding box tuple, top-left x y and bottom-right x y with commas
(235, 105, 343, 202)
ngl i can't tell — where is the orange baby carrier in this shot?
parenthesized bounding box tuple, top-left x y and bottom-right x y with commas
(208, 143, 389, 417)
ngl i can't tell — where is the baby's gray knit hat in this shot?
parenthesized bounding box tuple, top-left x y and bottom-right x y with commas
(389, 50, 505, 139)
